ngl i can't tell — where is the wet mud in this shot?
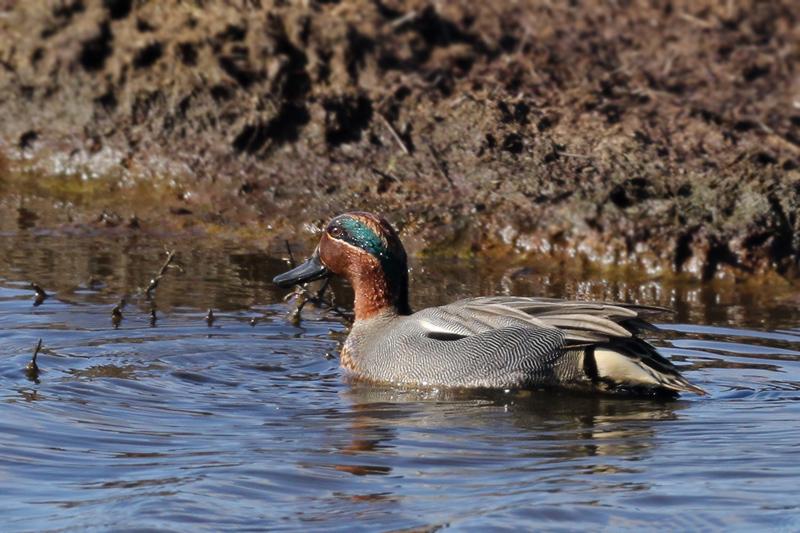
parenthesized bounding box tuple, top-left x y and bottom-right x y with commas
(0, 1, 799, 279)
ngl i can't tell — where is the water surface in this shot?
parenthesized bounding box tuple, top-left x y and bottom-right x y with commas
(1, 231, 799, 531)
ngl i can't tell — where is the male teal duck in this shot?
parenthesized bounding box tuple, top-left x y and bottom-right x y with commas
(274, 212, 705, 397)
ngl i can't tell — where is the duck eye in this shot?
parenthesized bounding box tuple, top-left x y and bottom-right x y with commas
(329, 226, 344, 238)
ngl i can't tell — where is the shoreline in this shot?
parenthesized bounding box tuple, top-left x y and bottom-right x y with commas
(1, 1, 798, 280)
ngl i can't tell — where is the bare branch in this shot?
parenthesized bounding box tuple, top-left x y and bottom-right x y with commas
(26, 339, 42, 382)
(145, 249, 177, 299)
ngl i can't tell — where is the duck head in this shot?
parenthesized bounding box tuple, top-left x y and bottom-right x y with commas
(274, 212, 411, 320)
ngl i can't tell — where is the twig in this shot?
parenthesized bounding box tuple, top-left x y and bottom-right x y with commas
(205, 308, 215, 327)
(145, 249, 179, 299)
(378, 113, 410, 155)
(112, 298, 125, 329)
(285, 240, 296, 267)
(370, 167, 401, 183)
(315, 278, 331, 301)
(427, 143, 454, 187)
(390, 9, 419, 29)
(285, 281, 352, 325)
(281, 242, 352, 324)
(31, 282, 48, 306)
(678, 12, 716, 29)
(26, 339, 42, 381)
(31, 283, 47, 297)
(557, 151, 594, 159)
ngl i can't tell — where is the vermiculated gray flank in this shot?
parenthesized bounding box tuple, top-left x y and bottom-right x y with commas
(343, 296, 703, 395)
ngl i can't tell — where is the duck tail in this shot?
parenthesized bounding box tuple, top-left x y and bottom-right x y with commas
(587, 340, 706, 396)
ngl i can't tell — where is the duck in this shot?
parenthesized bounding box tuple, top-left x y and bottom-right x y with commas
(273, 212, 705, 397)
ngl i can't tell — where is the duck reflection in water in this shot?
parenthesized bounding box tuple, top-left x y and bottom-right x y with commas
(321, 385, 685, 484)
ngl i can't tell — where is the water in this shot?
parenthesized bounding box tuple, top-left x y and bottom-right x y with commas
(1, 231, 799, 531)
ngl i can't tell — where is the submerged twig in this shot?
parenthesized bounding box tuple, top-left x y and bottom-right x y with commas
(25, 338, 42, 382)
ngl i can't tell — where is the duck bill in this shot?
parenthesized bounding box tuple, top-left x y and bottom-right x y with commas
(273, 249, 330, 287)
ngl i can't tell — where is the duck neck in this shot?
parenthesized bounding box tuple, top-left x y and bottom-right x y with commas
(351, 260, 411, 321)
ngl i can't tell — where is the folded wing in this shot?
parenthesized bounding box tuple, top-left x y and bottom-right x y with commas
(404, 296, 704, 395)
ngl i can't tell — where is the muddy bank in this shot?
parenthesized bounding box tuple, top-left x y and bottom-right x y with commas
(1, 1, 799, 279)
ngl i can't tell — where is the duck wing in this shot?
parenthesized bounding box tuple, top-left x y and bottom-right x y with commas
(451, 296, 671, 343)
(396, 297, 703, 395)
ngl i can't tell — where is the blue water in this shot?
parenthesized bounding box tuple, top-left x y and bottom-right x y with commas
(1, 233, 799, 531)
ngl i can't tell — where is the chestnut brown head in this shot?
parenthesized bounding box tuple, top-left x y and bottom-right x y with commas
(274, 212, 411, 318)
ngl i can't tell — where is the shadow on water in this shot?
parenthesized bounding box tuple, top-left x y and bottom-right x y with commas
(0, 232, 799, 530)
